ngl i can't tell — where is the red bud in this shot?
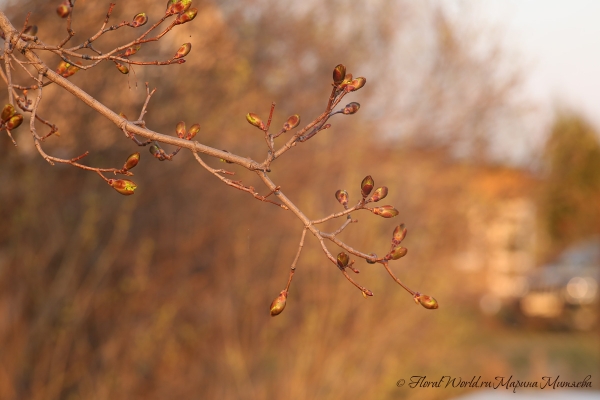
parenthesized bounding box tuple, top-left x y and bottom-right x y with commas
(56, 3, 70, 18)
(392, 224, 407, 244)
(115, 62, 129, 74)
(6, 114, 23, 130)
(347, 77, 366, 91)
(1, 104, 16, 122)
(337, 252, 349, 268)
(149, 144, 161, 158)
(415, 294, 439, 310)
(167, 0, 192, 14)
(123, 152, 140, 170)
(333, 64, 346, 85)
(342, 102, 360, 115)
(174, 43, 191, 59)
(370, 186, 388, 202)
(132, 12, 148, 27)
(386, 246, 407, 260)
(270, 290, 287, 316)
(373, 205, 399, 218)
(335, 189, 349, 207)
(186, 123, 200, 140)
(108, 179, 137, 195)
(123, 45, 141, 57)
(283, 114, 300, 131)
(175, 8, 197, 24)
(176, 121, 186, 138)
(246, 113, 265, 130)
(360, 175, 374, 198)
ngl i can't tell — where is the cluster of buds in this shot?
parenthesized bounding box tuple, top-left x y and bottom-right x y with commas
(175, 120, 200, 140)
(332, 64, 367, 93)
(56, 0, 72, 18)
(1, 104, 23, 131)
(56, 61, 81, 78)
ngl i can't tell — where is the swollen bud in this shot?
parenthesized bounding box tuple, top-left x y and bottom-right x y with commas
(370, 186, 388, 202)
(149, 144, 161, 157)
(56, 61, 68, 76)
(246, 113, 265, 130)
(270, 290, 287, 316)
(335, 189, 349, 207)
(186, 123, 200, 140)
(6, 114, 23, 130)
(392, 224, 407, 243)
(176, 121, 186, 138)
(123, 45, 141, 57)
(168, 0, 192, 14)
(342, 102, 360, 115)
(333, 64, 346, 85)
(123, 152, 140, 170)
(66, 62, 80, 77)
(415, 294, 439, 310)
(1, 104, 16, 122)
(56, 2, 71, 18)
(115, 62, 129, 74)
(108, 179, 137, 195)
(174, 43, 191, 59)
(366, 253, 378, 264)
(175, 8, 198, 24)
(57, 61, 80, 78)
(373, 205, 399, 218)
(337, 252, 349, 268)
(131, 12, 148, 27)
(360, 175, 374, 198)
(283, 114, 300, 131)
(347, 77, 366, 92)
(386, 246, 407, 261)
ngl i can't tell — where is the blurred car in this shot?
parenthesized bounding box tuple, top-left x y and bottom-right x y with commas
(517, 236, 600, 330)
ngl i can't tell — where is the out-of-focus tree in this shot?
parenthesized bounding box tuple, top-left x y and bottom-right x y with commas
(539, 111, 600, 253)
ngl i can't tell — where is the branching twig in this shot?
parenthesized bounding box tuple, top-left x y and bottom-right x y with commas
(0, 4, 438, 315)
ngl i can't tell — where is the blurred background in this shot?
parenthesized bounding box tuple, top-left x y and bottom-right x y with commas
(1, 0, 599, 399)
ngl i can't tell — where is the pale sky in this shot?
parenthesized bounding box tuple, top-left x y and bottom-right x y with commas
(480, 0, 600, 130)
